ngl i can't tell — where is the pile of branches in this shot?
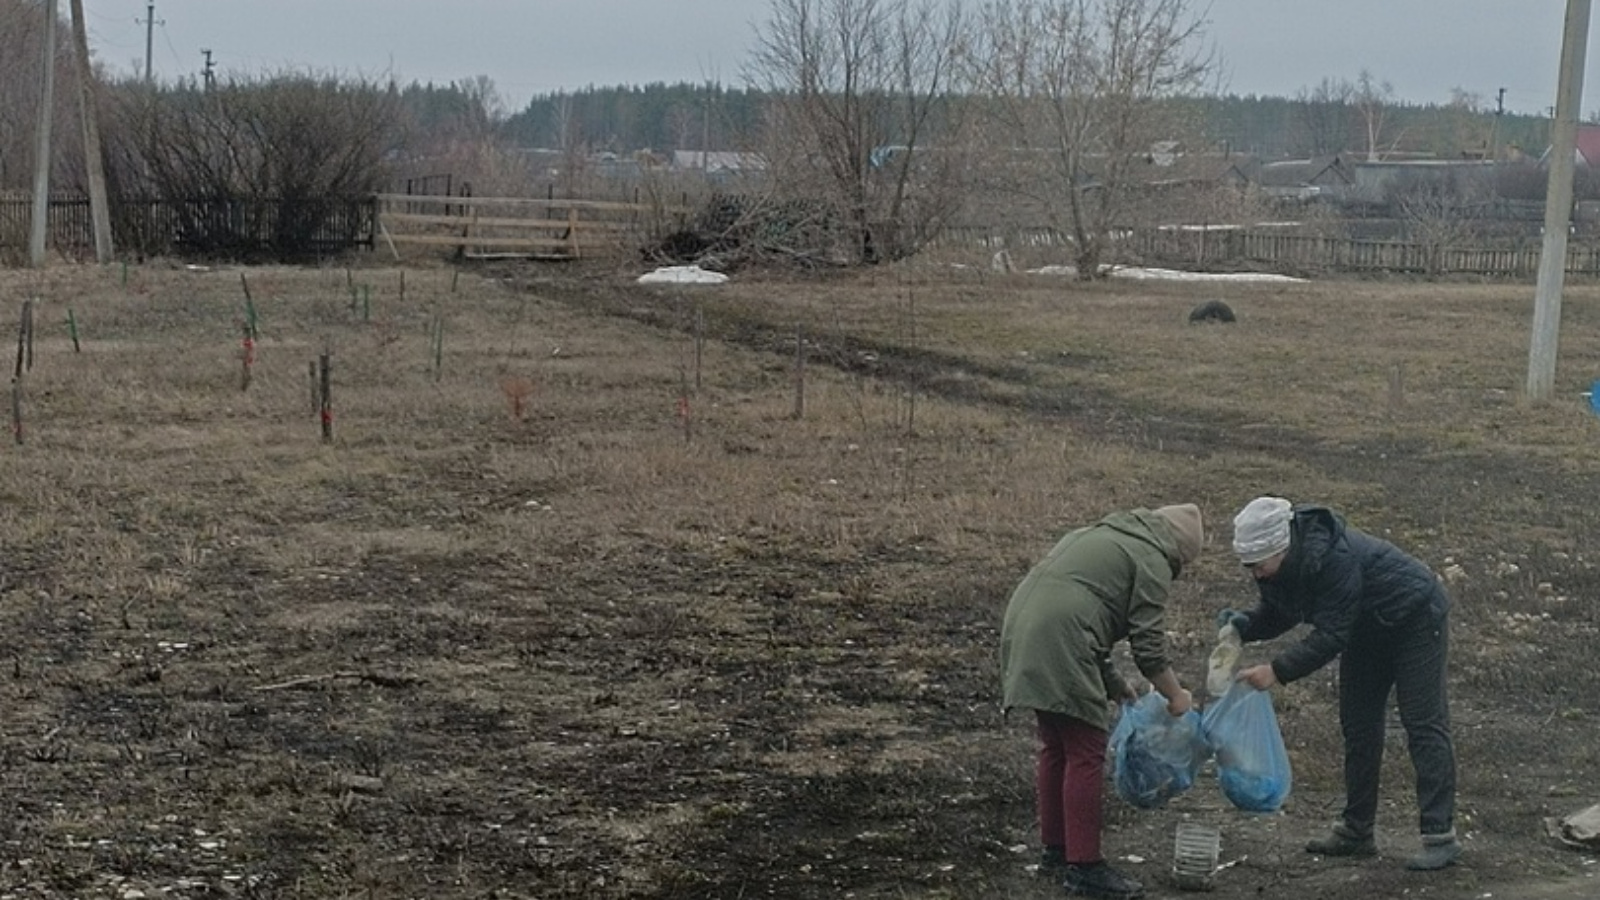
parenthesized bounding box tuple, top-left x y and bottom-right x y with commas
(643, 192, 848, 271)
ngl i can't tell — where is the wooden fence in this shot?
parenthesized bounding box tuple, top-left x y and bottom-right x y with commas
(937, 225, 1600, 279)
(375, 193, 689, 260)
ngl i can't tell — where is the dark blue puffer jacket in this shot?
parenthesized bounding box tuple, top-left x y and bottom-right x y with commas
(1238, 506, 1450, 684)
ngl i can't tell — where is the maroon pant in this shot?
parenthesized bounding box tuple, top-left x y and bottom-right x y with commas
(1035, 709, 1108, 863)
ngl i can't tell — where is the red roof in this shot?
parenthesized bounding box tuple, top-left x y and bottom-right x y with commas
(1577, 125, 1600, 166)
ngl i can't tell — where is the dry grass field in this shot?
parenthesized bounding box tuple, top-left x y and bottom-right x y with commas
(0, 255, 1598, 900)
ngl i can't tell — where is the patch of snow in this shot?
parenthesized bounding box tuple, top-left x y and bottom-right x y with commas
(637, 265, 728, 285)
(1110, 266, 1306, 283)
(1026, 264, 1305, 283)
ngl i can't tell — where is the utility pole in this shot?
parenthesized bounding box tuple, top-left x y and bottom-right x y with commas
(1491, 86, 1506, 160)
(202, 49, 216, 90)
(29, 0, 59, 268)
(138, 1, 161, 84)
(1528, 0, 1591, 401)
(70, 0, 114, 263)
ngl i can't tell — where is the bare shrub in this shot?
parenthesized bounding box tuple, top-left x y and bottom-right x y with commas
(100, 72, 402, 259)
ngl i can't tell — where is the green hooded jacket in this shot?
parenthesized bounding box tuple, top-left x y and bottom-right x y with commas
(999, 509, 1181, 731)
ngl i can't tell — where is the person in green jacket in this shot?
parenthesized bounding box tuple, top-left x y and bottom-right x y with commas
(1001, 504, 1203, 900)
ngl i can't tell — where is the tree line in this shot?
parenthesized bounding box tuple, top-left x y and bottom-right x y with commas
(502, 82, 1551, 163)
(0, 0, 1571, 269)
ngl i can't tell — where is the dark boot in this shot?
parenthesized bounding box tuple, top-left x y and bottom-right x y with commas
(1062, 861, 1144, 899)
(1404, 831, 1461, 871)
(1305, 822, 1377, 858)
(1039, 845, 1069, 876)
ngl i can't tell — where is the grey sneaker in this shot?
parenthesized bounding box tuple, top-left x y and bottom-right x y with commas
(1039, 845, 1069, 876)
(1404, 832, 1461, 871)
(1305, 822, 1377, 858)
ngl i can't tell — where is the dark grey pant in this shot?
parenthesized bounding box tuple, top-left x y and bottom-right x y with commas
(1337, 610, 1456, 837)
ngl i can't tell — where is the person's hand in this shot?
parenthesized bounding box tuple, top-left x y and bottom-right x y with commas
(1216, 608, 1250, 634)
(1237, 664, 1278, 690)
(1165, 688, 1193, 717)
(1119, 683, 1140, 705)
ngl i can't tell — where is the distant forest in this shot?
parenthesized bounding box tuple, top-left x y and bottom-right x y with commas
(470, 80, 1554, 162)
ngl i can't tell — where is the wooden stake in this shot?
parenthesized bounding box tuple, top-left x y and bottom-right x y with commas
(308, 360, 318, 416)
(905, 290, 916, 435)
(319, 352, 333, 443)
(14, 300, 30, 380)
(9, 378, 20, 445)
(792, 326, 805, 420)
(679, 365, 693, 443)
(23, 300, 34, 374)
(66, 308, 79, 352)
(431, 314, 444, 382)
(240, 322, 255, 392)
(240, 272, 258, 339)
(694, 304, 704, 394)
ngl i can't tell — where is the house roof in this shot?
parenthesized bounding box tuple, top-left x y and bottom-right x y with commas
(1578, 126, 1600, 166)
(1256, 155, 1352, 188)
(1133, 152, 1257, 187)
(1538, 123, 1600, 166)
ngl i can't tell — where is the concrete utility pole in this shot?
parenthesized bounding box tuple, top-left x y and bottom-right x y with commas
(1491, 87, 1506, 160)
(1528, 0, 1591, 401)
(29, 0, 59, 268)
(70, 0, 114, 262)
(139, 1, 161, 83)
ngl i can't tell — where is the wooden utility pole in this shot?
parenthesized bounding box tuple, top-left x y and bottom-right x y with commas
(29, 0, 59, 268)
(1528, 0, 1591, 401)
(69, 0, 114, 263)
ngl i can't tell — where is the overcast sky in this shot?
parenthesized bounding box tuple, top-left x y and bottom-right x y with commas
(77, 1, 1597, 116)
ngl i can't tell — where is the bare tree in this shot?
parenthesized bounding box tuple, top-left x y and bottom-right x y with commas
(1292, 76, 1355, 157)
(746, 0, 972, 264)
(968, 0, 1212, 279)
(1354, 69, 1395, 162)
(1443, 87, 1492, 158)
(551, 94, 588, 196)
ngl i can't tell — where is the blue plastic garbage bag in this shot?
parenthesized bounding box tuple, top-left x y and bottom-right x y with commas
(1110, 691, 1208, 809)
(1201, 682, 1292, 812)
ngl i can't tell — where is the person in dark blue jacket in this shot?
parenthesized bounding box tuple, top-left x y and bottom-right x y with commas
(1217, 496, 1460, 871)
